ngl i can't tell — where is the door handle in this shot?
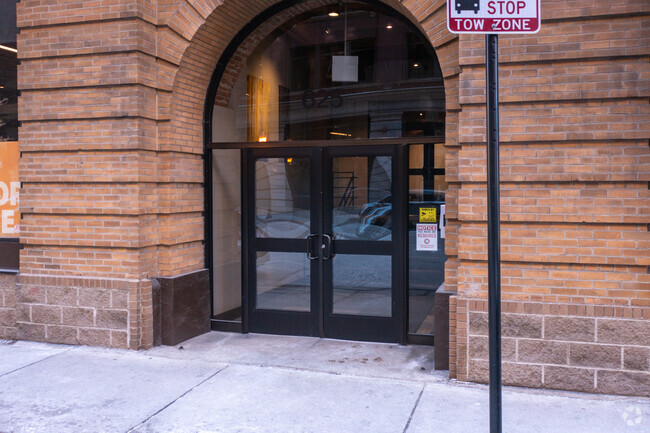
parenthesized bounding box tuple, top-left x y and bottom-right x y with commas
(322, 234, 334, 260)
(307, 234, 319, 260)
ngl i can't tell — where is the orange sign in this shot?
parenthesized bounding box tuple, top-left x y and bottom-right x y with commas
(0, 141, 20, 237)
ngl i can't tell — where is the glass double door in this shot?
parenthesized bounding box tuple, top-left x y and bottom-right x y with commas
(245, 145, 404, 343)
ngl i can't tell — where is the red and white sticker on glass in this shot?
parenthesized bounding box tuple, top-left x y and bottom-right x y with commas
(447, 0, 541, 34)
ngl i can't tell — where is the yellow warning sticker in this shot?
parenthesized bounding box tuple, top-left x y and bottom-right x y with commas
(419, 207, 437, 223)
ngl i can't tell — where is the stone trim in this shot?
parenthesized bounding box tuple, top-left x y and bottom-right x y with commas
(460, 297, 650, 397)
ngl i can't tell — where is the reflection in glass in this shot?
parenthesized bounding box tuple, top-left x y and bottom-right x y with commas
(255, 157, 310, 238)
(256, 252, 310, 312)
(332, 254, 391, 317)
(434, 142, 445, 169)
(408, 144, 446, 334)
(409, 144, 424, 169)
(212, 3, 445, 143)
(212, 150, 242, 321)
(0, 27, 18, 141)
(333, 156, 392, 241)
(434, 174, 448, 193)
(408, 230, 445, 334)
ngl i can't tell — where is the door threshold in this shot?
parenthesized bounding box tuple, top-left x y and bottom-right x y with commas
(210, 320, 434, 346)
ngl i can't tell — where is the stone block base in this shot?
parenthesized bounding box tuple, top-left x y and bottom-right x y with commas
(15, 274, 151, 349)
(0, 272, 17, 339)
(455, 298, 650, 397)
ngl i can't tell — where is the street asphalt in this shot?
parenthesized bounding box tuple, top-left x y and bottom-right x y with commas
(0, 331, 648, 433)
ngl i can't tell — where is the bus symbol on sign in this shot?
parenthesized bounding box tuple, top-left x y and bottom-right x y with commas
(447, 0, 541, 34)
(456, 0, 479, 14)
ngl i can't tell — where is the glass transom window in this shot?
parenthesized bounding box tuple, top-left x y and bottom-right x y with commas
(212, 2, 445, 143)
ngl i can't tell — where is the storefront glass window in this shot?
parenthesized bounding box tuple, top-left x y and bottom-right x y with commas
(211, 2, 445, 143)
(212, 150, 243, 321)
(408, 144, 446, 335)
(0, 0, 19, 271)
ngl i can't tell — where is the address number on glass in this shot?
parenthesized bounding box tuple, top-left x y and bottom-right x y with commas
(301, 90, 343, 109)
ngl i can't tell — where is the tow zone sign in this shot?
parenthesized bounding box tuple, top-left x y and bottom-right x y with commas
(448, 0, 540, 34)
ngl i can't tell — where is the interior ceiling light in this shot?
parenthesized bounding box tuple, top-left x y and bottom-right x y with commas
(0, 44, 17, 53)
(413, 63, 420, 67)
(328, 11, 339, 17)
(386, 24, 393, 29)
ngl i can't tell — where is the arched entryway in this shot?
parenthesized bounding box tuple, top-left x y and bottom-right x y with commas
(205, 1, 448, 344)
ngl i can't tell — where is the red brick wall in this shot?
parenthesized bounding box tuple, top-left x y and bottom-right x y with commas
(13, 0, 460, 350)
(452, 0, 650, 397)
(17, 0, 161, 349)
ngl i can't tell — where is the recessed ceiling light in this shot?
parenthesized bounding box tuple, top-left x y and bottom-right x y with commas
(413, 63, 420, 67)
(386, 24, 393, 29)
(328, 11, 339, 17)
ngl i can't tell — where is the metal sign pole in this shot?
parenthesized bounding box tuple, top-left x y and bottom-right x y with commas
(486, 33, 502, 433)
(447, 1, 539, 430)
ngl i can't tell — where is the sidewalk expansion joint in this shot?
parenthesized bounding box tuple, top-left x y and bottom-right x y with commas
(402, 383, 426, 433)
(125, 365, 229, 433)
(0, 348, 72, 379)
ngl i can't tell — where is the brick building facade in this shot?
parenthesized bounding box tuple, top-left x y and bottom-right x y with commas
(0, 0, 648, 397)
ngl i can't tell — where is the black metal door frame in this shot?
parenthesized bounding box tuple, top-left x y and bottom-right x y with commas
(243, 144, 406, 343)
(321, 145, 405, 343)
(244, 146, 321, 337)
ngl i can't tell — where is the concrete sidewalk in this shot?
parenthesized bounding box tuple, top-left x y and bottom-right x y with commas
(0, 332, 648, 433)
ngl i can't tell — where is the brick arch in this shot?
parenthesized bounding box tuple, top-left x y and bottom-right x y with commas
(210, 0, 455, 110)
(163, 0, 460, 153)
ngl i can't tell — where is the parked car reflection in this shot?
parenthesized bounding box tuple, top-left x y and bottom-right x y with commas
(358, 194, 392, 239)
(357, 190, 445, 239)
(255, 209, 311, 238)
